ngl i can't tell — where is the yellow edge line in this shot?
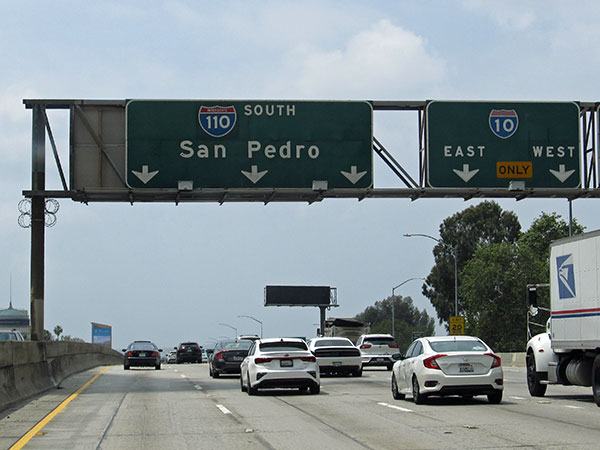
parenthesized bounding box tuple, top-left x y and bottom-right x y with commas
(10, 366, 113, 450)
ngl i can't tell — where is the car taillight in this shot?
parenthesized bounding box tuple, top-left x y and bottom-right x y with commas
(125, 351, 133, 357)
(389, 343, 399, 348)
(215, 351, 225, 360)
(151, 351, 159, 357)
(423, 354, 446, 370)
(360, 344, 372, 349)
(195, 347, 201, 351)
(300, 356, 316, 362)
(179, 347, 184, 351)
(255, 357, 272, 364)
(485, 353, 502, 368)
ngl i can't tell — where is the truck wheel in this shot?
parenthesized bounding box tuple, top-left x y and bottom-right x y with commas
(592, 355, 600, 406)
(526, 350, 547, 397)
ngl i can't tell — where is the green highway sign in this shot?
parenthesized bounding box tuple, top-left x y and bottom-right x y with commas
(126, 100, 373, 189)
(426, 101, 580, 189)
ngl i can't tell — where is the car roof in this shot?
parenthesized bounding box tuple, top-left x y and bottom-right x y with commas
(362, 334, 394, 338)
(311, 337, 353, 342)
(259, 337, 305, 344)
(423, 335, 480, 342)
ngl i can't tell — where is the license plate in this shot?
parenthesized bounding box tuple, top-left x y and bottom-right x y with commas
(138, 353, 146, 357)
(333, 361, 342, 366)
(280, 359, 293, 367)
(459, 364, 474, 373)
(376, 358, 385, 362)
(233, 356, 243, 361)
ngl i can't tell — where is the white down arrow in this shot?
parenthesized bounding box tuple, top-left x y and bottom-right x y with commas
(241, 165, 268, 184)
(131, 165, 159, 184)
(341, 166, 367, 184)
(549, 164, 575, 183)
(453, 164, 479, 183)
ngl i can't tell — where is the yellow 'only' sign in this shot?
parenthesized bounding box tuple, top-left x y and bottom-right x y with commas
(496, 161, 533, 178)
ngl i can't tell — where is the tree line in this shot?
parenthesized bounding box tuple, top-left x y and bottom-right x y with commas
(353, 201, 583, 353)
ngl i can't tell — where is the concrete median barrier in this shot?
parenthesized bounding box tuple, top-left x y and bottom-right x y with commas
(0, 341, 122, 412)
(497, 352, 526, 367)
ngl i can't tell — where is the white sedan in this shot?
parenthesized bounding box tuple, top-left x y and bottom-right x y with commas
(240, 338, 320, 395)
(391, 336, 503, 404)
(308, 337, 363, 376)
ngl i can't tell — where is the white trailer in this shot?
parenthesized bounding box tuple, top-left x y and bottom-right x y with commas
(526, 229, 600, 405)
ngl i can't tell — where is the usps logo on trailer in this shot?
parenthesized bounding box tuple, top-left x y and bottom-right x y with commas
(556, 254, 576, 299)
(198, 106, 236, 137)
(489, 109, 518, 139)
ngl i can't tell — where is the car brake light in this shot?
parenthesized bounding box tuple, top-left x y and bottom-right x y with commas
(195, 347, 200, 351)
(215, 351, 225, 360)
(389, 343, 399, 348)
(126, 351, 133, 357)
(179, 347, 184, 351)
(423, 354, 446, 370)
(300, 356, 316, 362)
(151, 351, 159, 357)
(485, 353, 502, 368)
(254, 357, 273, 364)
(360, 344, 372, 349)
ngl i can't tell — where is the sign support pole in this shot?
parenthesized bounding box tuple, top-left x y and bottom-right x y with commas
(30, 105, 45, 341)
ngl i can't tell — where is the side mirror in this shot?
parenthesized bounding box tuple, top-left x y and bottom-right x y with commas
(392, 353, 404, 361)
(528, 287, 538, 308)
(158, 349, 163, 352)
(121, 349, 126, 352)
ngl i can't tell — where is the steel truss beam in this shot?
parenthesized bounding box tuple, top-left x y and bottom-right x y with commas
(23, 99, 600, 203)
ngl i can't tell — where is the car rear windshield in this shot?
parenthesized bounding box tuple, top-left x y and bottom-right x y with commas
(428, 340, 487, 352)
(314, 339, 353, 347)
(365, 337, 396, 345)
(131, 343, 156, 351)
(260, 341, 308, 352)
(223, 341, 253, 350)
(0, 332, 18, 341)
(181, 342, 198, 347)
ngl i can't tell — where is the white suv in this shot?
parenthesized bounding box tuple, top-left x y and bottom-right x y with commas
(356, 334, 400, 370)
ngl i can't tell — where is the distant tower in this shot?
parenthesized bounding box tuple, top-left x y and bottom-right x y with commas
(0, 301, 31, 340)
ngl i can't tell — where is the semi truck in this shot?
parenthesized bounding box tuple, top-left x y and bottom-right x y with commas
(526, 229, 600, 405)
(323, 318, 370, 345)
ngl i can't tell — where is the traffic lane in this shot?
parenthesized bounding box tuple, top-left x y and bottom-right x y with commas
(0, 367, 114, 449)
(187, 366, 529, 449)
(1, 365, 273, 450)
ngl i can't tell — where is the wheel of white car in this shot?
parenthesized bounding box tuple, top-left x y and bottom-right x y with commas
(412, 376, 426, 404)
(391, 374, 405, 400)
(247, 372, 258, 395)
(240, 373, 247, 392)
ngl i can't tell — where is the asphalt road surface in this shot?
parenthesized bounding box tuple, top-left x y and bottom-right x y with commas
(1, 364, 599, 449)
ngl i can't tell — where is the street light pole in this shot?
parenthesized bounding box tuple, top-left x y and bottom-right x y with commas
(238, 315, 263, 338)
(218, 323, 238, 338)
(391, 277, 426, 339)
(404, 233, 458, 317)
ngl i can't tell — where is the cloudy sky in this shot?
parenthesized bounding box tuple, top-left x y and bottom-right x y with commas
(2, 1, 599, 352)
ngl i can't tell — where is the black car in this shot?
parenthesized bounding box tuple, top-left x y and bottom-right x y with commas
(209, 339, 253, 377)
(123, 341, 162, 370)
(176, 341, 203, 363)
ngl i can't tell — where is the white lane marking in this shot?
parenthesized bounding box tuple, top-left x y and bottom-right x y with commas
(564, 405, 582, 409)
(216, 404, 232, 415)
(510, 396, 526, 400)
(378, 402, 413, 412)
(194, 384, 203, 390)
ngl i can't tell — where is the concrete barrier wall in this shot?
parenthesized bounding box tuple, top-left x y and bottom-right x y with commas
(0, 341, 122, 412)
(498, 352, 526, 367)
